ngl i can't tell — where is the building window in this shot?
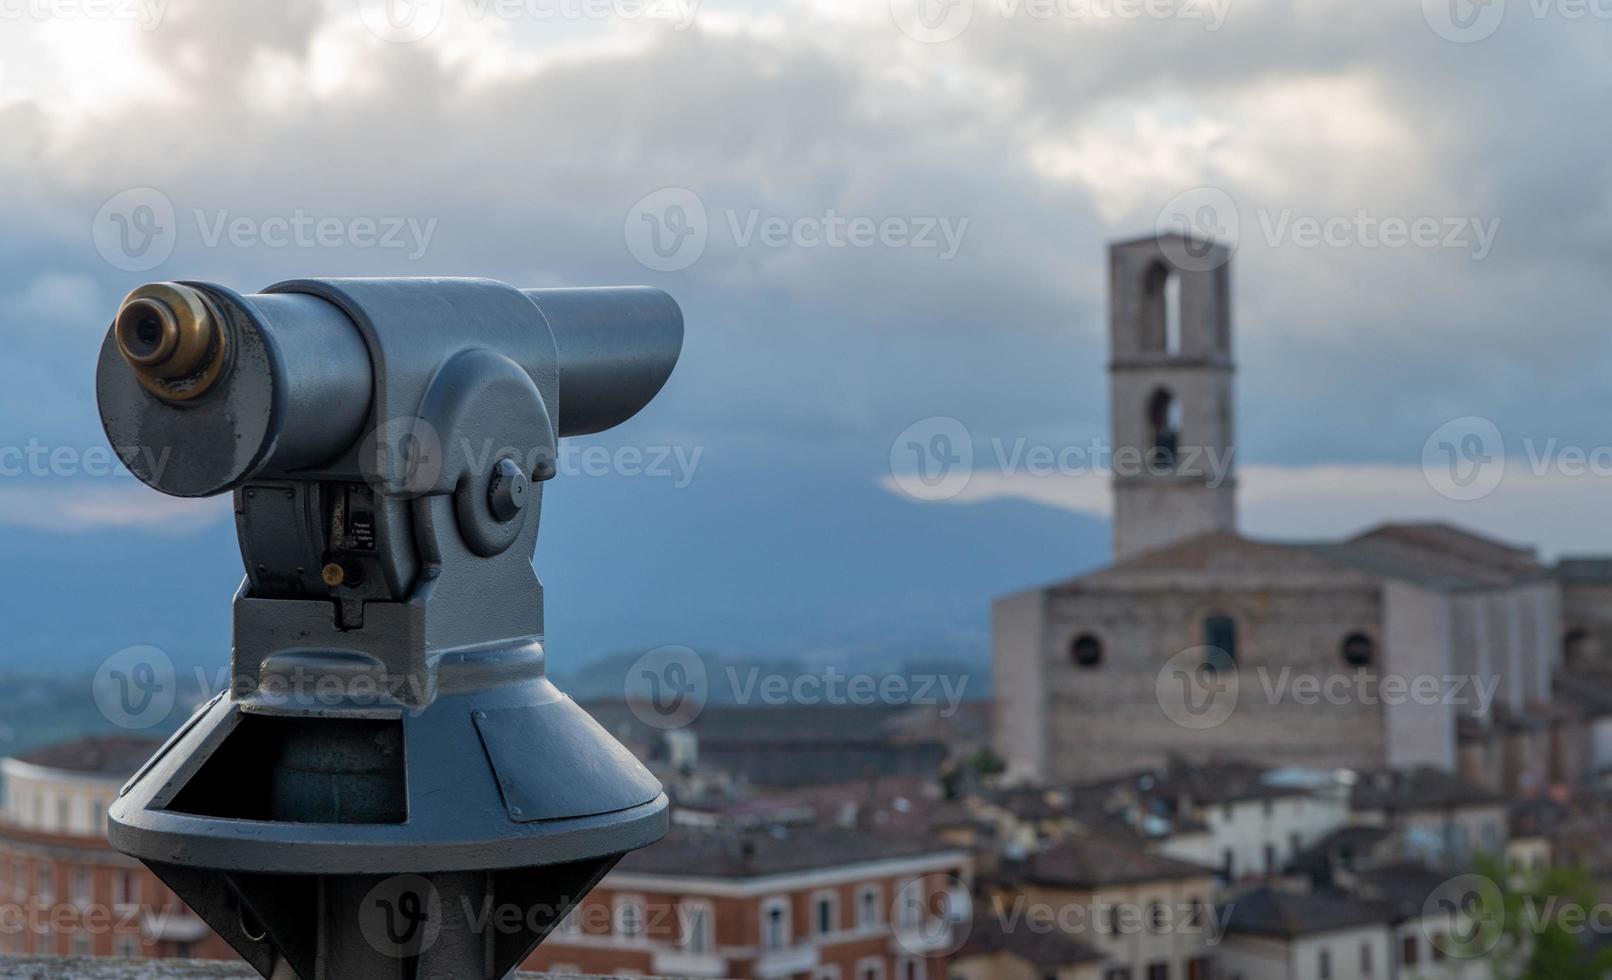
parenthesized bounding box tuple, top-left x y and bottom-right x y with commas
(1203, 615, 1237, 664)
(857, 958, 885, 980)
(1263, 844, 1277, 874)
(556, 903, 583, 937)
(115, 935, 140, 958)
(1145, 963, 1168, 980)
(676, 901, 710, 952)
(1318, 947, 1331, 980)
(35, 863, 53, 903)
(115, 871, 140, 908)
(815, 968, 843, 980)
(1186, 958, 1210, 980)
(614, 896, 645, 939)
(898, 958, 921, 980)
(1361, 940, 1373, 975)
(1401, 934, 1419, 965)
(1343, 632, 1375, 668)
(1070, 633, 1104, 668)
(813, 890, 839, 936)
(1565, 628, 1592, 665)
(1104, 970, 1132, 980)
(1148, 903, 1167, 932)
(896, 881, 923, 930)
(857, 884, 882, 928)
(762, 897, 791, 950)
(1148, 389, 1181, 468)
(72, 868, 90, 908)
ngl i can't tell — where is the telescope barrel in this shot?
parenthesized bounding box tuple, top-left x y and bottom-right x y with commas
(522, 286, 684, 437)
(98, 279, 683, 498)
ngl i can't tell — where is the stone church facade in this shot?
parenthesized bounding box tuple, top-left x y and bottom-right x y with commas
(994, 234, 1600, 793)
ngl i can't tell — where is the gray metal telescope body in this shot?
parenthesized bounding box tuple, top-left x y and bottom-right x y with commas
(97, 278, 681, 979)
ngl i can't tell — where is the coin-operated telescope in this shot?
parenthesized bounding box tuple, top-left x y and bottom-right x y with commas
(98, 278, 682, 979)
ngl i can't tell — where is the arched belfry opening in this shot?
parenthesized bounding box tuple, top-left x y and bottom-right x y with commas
(1148, 388, 1181, 468)
(1141, 261, 1182, 354)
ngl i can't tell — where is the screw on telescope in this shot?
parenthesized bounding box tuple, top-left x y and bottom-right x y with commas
(113, 282, 229, 401)
(487, 457, 529, 522)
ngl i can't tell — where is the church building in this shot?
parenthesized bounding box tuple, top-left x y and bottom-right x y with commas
(993, 234, 1597, 793)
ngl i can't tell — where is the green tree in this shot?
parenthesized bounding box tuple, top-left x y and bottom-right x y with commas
(1466, 855, 1612, 980)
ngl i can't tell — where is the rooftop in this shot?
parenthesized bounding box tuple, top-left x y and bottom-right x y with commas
(1048, 522, 1548, 595)
(0, 959, 641, 979)
(1005, 834, 1214, 890)
(616, 824, 962, 878)
(1222, 886, 1387, 939)
(1350, 767, 1504, 812)
(9, 735, 163, 776)
(956, 902, 1105, 968)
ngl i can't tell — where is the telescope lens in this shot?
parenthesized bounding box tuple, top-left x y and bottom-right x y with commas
(112, 283, 229, 401)
(116, 298, 180, 365)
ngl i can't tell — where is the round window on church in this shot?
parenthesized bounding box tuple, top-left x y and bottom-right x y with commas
(1342, 632, 1375, 668)
(1070, 634, 1103, 668)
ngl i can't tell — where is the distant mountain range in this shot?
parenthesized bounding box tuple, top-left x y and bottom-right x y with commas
(0, 456, 1109, 682)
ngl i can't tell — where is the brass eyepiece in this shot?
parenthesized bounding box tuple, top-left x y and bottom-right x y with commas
(114, 282, 228, 401)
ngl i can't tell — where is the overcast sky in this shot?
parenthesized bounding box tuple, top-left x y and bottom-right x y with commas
(1, 0, 1609, 560)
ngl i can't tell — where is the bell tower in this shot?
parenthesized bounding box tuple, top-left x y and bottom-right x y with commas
(1108, 233, 1236, 561)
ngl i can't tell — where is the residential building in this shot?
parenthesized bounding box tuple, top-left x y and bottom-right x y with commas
(951, 907, 1104, 980)
(523, 824, 971, 979)
(1348, 769, 1507, 868)
(989, 834, 1217, 980)
(1216, 886, 1390, 980)
(0, 736, 230, 961)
